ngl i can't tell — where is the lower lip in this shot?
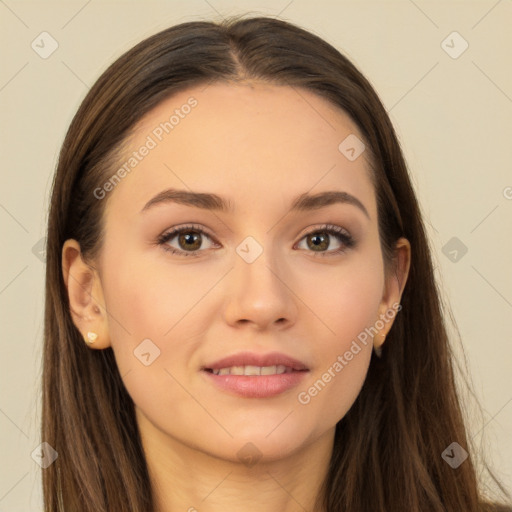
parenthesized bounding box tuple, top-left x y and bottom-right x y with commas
(202, 370, 309, 398)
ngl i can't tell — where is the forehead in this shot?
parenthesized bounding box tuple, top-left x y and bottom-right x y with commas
(104, 81, 376, 220)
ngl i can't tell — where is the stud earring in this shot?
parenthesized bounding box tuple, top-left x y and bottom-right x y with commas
(86, 332, 98, 344)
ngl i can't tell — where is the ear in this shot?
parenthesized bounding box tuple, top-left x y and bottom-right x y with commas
(62, 239, 111, 349)
(374, 237, 411, 350)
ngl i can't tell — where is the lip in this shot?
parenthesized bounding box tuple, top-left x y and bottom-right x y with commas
(201, 351, 309, 399)
(202, 351, 309, 371)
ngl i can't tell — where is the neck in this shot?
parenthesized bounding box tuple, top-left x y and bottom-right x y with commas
(137, 412, 334, 512)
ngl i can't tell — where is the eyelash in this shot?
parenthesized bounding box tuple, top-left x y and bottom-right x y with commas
(156, 223, 356, 258)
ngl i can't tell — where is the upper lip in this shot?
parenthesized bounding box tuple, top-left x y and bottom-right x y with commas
(202, 351, 309, 371)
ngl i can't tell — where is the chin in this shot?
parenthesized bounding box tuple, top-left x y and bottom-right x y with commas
(203, 424, 324, 466)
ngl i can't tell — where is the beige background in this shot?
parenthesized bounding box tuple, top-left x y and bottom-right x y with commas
(1, 1, 511, 509)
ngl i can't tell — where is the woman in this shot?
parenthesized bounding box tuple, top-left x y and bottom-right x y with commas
(42, 15, 511, 511)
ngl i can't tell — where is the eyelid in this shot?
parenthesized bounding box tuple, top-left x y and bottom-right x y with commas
(295, 223, 351, 240)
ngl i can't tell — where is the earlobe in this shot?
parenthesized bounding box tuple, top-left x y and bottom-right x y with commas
(62, 239, 111, 349)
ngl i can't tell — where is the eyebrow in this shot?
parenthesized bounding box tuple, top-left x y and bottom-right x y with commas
(141, 188, 370, 219)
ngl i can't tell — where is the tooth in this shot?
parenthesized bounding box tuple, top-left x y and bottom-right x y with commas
(211, 365, 294, 376)
(244, 365, 261, 376)
(231, 366, 244, 375)
(260, 365, 277, 375)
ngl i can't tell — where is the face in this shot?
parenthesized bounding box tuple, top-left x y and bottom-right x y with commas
(91, 82, 398, 463)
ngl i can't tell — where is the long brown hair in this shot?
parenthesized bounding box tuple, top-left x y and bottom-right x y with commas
(42, 14, 511, 511)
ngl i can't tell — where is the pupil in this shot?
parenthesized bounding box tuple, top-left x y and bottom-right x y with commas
(310, 233, 328, 250)
(180, 232, 200, 250)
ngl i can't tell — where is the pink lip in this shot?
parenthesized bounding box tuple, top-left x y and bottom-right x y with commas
(201, 351, 309, 399)
(202, 351, 309, 371)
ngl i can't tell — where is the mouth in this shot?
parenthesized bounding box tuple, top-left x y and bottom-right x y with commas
(201, 352, 309, 398)
(204, 364, 300, 376)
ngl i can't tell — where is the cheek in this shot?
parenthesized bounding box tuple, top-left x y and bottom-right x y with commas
(99, 249, 222, 398)
(300, 246, 384, 348)
(99, 254, 204, 430)
(101, 247, 220, 346)
(294, 250, 384, 427)
(295, 344, 371, 440)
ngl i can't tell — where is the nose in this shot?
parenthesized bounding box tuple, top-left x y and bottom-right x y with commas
(223, 244, 299, 331)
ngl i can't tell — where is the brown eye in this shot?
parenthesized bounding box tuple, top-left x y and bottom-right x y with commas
(306, 232, 330, 251)
(177, 231, 202, 251)
(158, 225, 217, 257)
(296, 225, 355, 256)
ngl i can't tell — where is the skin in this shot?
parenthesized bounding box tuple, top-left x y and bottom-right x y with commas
(63, 81, 410, 512)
